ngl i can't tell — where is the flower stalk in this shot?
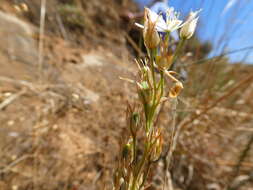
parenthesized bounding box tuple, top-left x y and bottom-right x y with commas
(113, 6, 200, 190)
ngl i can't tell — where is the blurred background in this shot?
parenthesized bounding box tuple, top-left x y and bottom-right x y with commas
(0, 0, 252, 190)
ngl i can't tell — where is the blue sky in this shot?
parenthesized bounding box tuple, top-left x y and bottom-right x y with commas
(133, 0, 253, 63)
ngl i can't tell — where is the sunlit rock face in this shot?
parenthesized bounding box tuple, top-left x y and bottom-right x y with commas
(0, 10, 38, 65)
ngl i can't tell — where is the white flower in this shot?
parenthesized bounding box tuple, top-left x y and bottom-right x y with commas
(180, 10, 201, 39)
(135, 8, 201, 38)
(135, 7, 184, 33)
(135, 8, 164, 30)
(155, 7, 184, 32)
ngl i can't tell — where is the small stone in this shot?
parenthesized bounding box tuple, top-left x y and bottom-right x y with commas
(52, 124, 58, 130)
(12, 185, 18, 190)
(7, 120, 15, 126)
(8, 132, 19, 137)
(72, 93, 79, 100)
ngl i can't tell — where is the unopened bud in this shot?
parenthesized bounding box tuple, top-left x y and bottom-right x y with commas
(143, 8, 160, 49)
(169, 82, 183, 98)
(122, 143, 131, 159)
(137, 81, 151, 104)
(122, 139, 134, 163)
(130, 112, 140, 136)
(180, 10, 200, 39)
(142, 66, 153, 84)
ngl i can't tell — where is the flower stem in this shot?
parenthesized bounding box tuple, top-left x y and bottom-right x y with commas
(131, 143, 149, 190)
(172, 38, 186, 64)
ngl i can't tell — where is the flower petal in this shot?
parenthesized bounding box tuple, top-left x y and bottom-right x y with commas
(135, 23, 144, 29)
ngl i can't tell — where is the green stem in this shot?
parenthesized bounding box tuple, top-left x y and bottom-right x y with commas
(161, 71, 164, 94)
(133, 136, 137, 163)
(147, 48, 157, 132)
(131, 143, 150, 190)
(172, 38, 186, 64)
(150, 48, 157, 95)
(164, 32, 170, 52)
(139, 161, 152, 189)
(148, 71, 165, 134)
(154, 71, 164, 104)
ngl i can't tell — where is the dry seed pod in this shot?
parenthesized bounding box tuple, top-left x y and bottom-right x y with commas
(169, 82, 183, 98)
(156, 54, 173, 70)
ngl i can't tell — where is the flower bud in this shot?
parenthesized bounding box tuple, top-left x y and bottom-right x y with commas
(180, 10, 200, 39)
(137, 81, 152, 120)
(122, 139, 133, 162)
(143, 8, 160, 49)
(137, 81, 151, 104)
(129, 112, 140, 136)
(169, 82, 183, 98)
(142, 66, 153, 84)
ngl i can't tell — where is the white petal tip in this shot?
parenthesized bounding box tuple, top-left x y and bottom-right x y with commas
(135, 23, 144, 29)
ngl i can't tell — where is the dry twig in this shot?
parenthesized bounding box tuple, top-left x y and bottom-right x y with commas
(0, 89, 26, 110)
